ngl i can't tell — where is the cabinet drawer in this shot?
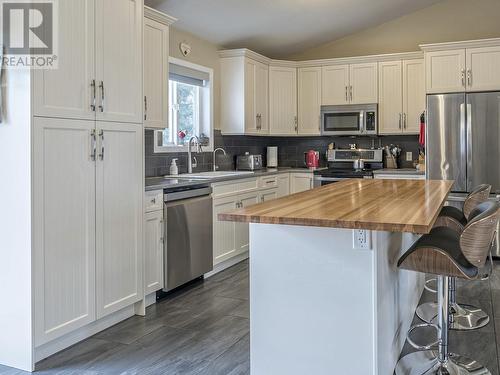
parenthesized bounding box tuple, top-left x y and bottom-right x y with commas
(259, 175, 278, 189)
(145, 190, 163, 212)
(212, 178, 259, 198)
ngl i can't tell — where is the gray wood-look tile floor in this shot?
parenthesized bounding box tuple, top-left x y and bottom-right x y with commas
(1, 259, 500, 374)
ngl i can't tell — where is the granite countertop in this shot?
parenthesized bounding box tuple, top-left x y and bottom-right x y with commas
(145, 167, 323, 192)
(373, 168, 425, 175)
(218, 179, 453, 234)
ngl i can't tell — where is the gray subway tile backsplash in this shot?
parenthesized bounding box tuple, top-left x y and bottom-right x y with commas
(145, 129, 420, 177)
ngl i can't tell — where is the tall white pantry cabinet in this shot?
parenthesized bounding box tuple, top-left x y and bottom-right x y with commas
(0, 0, 150, 371)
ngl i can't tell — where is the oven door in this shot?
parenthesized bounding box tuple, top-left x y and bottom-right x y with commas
(313, 176, 345, 187)
(321, 111, 363, 136)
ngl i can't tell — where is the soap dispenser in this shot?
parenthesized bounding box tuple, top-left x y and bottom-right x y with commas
(169, 158, 179, 175)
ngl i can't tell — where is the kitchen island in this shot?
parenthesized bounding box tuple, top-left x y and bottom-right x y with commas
(219, 179, 453, 375)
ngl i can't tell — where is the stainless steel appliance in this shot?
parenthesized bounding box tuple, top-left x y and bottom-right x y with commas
(314, 149, 383, 187)
(236, 153, 263, 170)
(320, 104, 377, 136)
(163, 185, 213, 291)
(427, 92, 500, 256)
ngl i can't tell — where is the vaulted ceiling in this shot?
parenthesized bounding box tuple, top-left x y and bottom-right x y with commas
(146, 0, 443, 58)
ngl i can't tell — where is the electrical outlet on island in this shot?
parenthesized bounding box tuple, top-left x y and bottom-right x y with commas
(406, 152, 413, 162)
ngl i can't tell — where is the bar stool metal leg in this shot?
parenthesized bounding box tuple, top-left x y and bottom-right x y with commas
(416, 276, 489, 330)
(395, 276, 491, 375)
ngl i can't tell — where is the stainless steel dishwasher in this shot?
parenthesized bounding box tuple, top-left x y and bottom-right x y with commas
(163, 185, 213, 291)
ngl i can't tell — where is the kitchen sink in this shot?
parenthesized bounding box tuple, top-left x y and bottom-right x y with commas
(164, 171, 255, 180)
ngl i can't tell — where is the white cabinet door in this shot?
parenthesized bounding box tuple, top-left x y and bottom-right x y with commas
(144, 210, 164, 295)
(144, 17, 169, 129)
(290, 173, 313, 194)
(96, 0, 143, 124)
(349, 63, 378, 104)
(244, 59, 259, 134)
(33, 118, 96, 345)
(260, 189, 278, 203)
(213, 196, 238, 265)
(235, 192, 259, 254)
(425, 49, 466, 94)
(96, 121, 143, 318)
(256, 62, 269, 134)
(277, 174, 290, 198)
(298, 67, 321, 135)
(466, 46, 500, 92)
(403, 59, 425, 134)
(321, 65, 349, 105)
(33, 0, 95, 120)
(269, 66, 298, 135)
(378, 61, 403, 135)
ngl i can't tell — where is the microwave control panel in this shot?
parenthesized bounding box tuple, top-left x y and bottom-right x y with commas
(365, 112, 376, 132)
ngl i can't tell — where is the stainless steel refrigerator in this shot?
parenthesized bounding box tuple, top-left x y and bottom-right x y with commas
(427, 92, 500, 256)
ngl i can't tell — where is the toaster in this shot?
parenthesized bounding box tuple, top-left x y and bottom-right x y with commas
(236, 154, 263, 170)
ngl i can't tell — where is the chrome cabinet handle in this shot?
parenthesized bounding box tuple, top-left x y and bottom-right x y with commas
(399, 113, 402, 129)
(403, 113, 407, 129)
(467, 70, 472, 86)
(90, 129, 97, 160)
(144, 96, 147, 121)
(294, 116, 298, 132)
(345, 86, 348, 101)
(349, 86, 353, 101)
(90, 80, 96, 112)
(318, 115, 321, 131)
(98, 81, 105, 112)
(98, 130, 104, 160)
(461, 69, 465, 87)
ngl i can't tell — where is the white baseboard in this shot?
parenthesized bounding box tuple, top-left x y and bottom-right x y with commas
(205, 251, 249, 279)
(145, 292, 157, 307)
(34, 305, 136, 364)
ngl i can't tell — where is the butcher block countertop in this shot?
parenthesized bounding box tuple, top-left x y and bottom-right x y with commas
(218, 179, 454, 234)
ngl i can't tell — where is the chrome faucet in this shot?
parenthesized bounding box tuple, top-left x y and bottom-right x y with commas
(188, 136, 202, 174)
(213, 148, 227, 171)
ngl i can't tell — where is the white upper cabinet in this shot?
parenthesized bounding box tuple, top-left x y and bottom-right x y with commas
(466, 46, 500, 92)
(321, 62, 377, 105)
(269, 66, 297, 135)
(96, 121, 143, 318)
(379, 59, 424, 135)
(96, 0, 143, 124)
(349, 62, 378, 104)
(33, 0, 95, 120)
(402, 59, 425, 134)
(298, 67, 321, 135)
(33, 117, 96, 345)
(220, 55, 268, 135)
(144, 13, 170, 129)
(378, 61, 403, 134)
(425, 49, 466, 93)
(322, 65, 349, 105)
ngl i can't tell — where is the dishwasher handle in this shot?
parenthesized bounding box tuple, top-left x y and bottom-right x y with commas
(163, 186, 212, 202)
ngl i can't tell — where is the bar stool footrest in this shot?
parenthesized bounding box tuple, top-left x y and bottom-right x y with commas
(406, 323, 439, 351)
(424, 278, 438, 293)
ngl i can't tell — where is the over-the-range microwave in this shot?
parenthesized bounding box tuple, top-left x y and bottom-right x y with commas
(320, 104, 377, 136)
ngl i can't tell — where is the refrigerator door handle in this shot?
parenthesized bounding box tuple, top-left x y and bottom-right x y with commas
(466, 103, 472, 190)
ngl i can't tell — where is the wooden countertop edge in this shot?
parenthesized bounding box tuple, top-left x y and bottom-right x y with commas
(217, 212, 433, 234)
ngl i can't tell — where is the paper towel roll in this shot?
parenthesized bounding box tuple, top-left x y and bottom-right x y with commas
(267, 146, 278, 168)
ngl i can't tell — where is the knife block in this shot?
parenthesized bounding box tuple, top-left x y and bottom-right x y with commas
(385, 155, 398, 169)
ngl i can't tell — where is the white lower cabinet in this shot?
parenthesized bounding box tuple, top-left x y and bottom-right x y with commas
(33, 117, 96, 346)
(96, 122, 143, 319)
(260, 189, 278, 202)
(277, 174, 290, 197)
(234, 192, 260, 254)
(290, 173, 314, 194)
(144, 210, 164, 295)
(213, 195, 238, 264)
(34, 117, 143, 345)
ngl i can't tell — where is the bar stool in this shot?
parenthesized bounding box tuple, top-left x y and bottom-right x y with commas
(417, 184, 492, 331)
(395, 201, 499, 375)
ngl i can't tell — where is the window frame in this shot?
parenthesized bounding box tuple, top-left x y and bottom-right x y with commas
(154, 57, 214, 153)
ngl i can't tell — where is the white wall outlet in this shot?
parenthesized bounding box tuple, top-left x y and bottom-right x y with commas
(406, 152, 413, 161)
(353, 229, 371, 250)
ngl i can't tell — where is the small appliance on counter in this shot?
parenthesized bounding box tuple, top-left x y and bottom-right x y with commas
(304, 150, 320, 169)
(236, 153, 263, 171)
(267, 146, 278, 168)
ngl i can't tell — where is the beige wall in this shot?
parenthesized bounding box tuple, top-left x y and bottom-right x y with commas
(170, 27, 222, 129)
(288, 0, 500, 60)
